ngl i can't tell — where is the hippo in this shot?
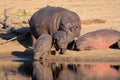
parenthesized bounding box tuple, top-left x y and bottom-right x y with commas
(53, 31, 68, 55)
(33, 34, 52, 60)
(79, 64, 120, 80)
(75, 29, 120, 51)
(32, 61, 53, 80)
(57, 64, 77, 80)
(29, 6, 81, 45)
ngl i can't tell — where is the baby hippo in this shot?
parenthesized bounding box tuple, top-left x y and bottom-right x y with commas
(53, 31, 68, 55)
(75, 29, 120, 51)
(33, 34, 52, 60)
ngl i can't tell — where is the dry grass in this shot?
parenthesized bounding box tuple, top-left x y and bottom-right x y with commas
(46, 49, 120, 65)
(81, 18, 106, 24)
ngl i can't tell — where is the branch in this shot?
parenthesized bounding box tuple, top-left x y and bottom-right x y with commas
(3, 9, 9, 29)
(2, 7, 13, 29)
(0, 21, 4, 25)
(0, 36, 17, 45)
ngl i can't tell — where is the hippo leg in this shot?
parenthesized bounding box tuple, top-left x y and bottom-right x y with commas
(61, 49, 67, 55)
(54, 46, 60, 56)
(67, 40, 75, 50)
(117, 40, 120, 48)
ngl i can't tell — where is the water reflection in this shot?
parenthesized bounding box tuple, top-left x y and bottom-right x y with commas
(78, 64, 120, 80)
(32, 61, 120, 80)
(0, 60, 32, 80)
(32, 61, 53, 80)
(0, 60, 120, 80)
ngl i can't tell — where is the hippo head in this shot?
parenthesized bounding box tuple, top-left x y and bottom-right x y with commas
(59, 12, 81, 43)
(53, 31, 68, 49)
(59, 21, 80, 43)
(75, 37, 95, 51)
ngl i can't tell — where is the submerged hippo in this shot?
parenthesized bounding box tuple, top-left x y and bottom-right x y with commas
(33, 34, 52, 60)
(29, 6, 81, 45)
(53, 31, 68, 55)
(75, 29, 120, 51)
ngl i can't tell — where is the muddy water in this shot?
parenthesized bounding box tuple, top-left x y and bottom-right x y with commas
(0, 59, 120, 80)
(0, 59, 32, 80)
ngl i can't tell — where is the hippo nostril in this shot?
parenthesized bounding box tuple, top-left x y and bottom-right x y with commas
(70, 28, 74, 32)
(76, 26, 78, 29)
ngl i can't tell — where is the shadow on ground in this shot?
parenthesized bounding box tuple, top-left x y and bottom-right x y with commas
(0, 27, 32, 48)
(11, 49, 34, 60)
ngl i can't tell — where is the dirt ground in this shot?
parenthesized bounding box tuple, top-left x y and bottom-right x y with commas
(0, 0, 120, 58)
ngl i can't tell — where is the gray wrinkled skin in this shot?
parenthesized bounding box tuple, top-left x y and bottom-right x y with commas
(29, 6, 81, 45)
(75, 29, 120, 51)
(53, 31, 68, 55)
(33, 34, 52, 60)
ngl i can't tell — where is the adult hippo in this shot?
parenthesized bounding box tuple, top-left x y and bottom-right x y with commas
(75, 29, 120, 51)
(29, 6, 81, 45)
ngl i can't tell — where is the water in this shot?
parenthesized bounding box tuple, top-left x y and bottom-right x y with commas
(0, 59, 120, 80)
(0, 60, 32, 80)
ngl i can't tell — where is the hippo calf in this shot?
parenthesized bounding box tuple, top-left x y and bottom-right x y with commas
(29, 6, 81, 45)
(53, 31, 68, 55)
(33, 34, 52, 60)
(75, 29, 120, 51)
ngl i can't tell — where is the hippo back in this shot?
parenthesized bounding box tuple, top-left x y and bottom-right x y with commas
(29, 6, 64, 38)
(29, 6, 81, 43)
(34, 34, 52, 53)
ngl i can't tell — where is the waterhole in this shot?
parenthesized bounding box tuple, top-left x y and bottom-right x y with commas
(0, 57, 120, 80)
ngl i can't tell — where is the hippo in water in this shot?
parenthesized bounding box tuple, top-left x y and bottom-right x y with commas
(75, 29, 120, 51)
(29, 6, 81, 45)
(33, 34, 52, 60)
(53, 31, 68, 55)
